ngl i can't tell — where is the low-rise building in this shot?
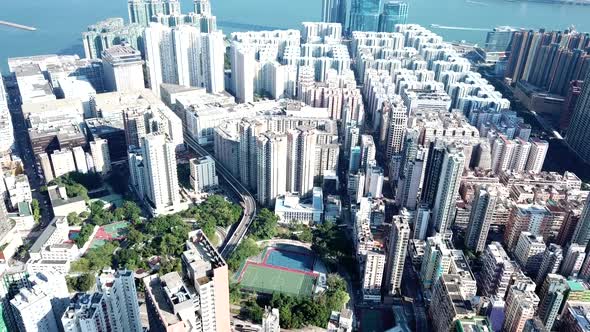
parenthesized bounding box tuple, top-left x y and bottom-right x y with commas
(48, 186, 87, 217)
(274, 189, 323, 225)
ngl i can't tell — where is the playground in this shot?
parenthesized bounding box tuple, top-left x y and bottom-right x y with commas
(89, 221, 130, 249)
(236, 245, 320, 297)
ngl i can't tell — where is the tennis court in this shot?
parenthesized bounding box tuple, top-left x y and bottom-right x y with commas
(264, 248, 315, 272)
(238, 263, 316, 297)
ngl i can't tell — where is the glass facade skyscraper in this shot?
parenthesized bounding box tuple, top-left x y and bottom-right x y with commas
(378, 1, 408, 33)
(350, 0, 383, 32)
(349, 0, 409, 33)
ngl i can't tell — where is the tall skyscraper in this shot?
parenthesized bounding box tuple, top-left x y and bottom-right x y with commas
(256, 132, 288, 206)
(129, 133, 182, 215)
(378, 1, 408, 33)
(465, 186, 498, 253)
(421, 140, 446, 208)
(322, 0, 347, 26)
(386, 215, 410, 295)
(572, 195, 590, 247)
(287, 127, 317, 197)
(349, 0, 383, 32)
(565, 64, 590, 163)
(102, 44, 145, 93)
(432, 146, 465, 234)
(537, 274, 568, 331)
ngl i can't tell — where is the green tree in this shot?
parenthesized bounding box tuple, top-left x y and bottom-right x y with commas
(75, 224, 94, 247)
(66, 273, 96, 292)
(31, 199, 41, 223)
(250, 208, 278, 240)
(67, 212, 82, 226)
(229, 283, 242, 305)
(227, 237, 260, 271)
(298, 228, 313, 243)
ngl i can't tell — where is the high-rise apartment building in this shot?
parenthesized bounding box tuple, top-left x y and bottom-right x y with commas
(182, 230, 231, 332)
(96, 269, 143, 332)
(102, 44, 145, 93)
(480, 242, 517, 297)
(82, 18, 145, 60)
(256, 132, 288, 206)
(420, 235, 452, 289)
(384, 101, 408, 160)
(128, 0, 181, 27)
(145, 23, 224, 96)
(129, 133, 182, 215)
(287, 127, 317, 197)
(430, 274, 476, 332)
(189, 156, 219, 192)
(432, 146, 465, 233)
(10, 272, 69, 332)
(503, 277, 539, 332)
(123, 108, 148, 148)
(514, 232, 546, 276)
(90, 138, 112, 174)
(386, 215, 410, 295)
(464, 186, 498, 253)
(572, 195, 590, 247)
(525, 138, 548, 173)
(535, 244, 563, 286)
(50, 149, 77, 178)
(504, 204, 551, 252)
(537, 274, 568, 331)
(561, 243, 586, 277)
(62, 293, 111, 332)
(0, 75, 14, 157)
(72, 146, 89, 174)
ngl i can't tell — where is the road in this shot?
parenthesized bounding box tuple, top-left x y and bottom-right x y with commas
(4, 76, 52, 227)
(401, 256, 429, 332)
(182, 131, 257, 259)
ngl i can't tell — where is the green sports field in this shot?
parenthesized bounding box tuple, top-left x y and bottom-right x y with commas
(238, 263, 316, 297)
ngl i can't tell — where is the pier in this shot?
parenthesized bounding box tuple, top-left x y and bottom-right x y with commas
(0, 20, 36, 31)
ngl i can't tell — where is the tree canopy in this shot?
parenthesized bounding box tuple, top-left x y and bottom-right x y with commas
(249, 208, 278, 240)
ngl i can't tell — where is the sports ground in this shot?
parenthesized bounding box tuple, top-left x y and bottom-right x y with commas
(89, 221, 130, 249)
(236, 246, 319, 297)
